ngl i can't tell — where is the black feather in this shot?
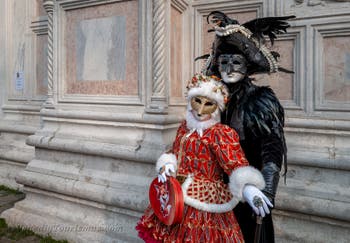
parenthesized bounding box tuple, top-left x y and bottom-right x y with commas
(243, 15, 295, 45)
(207, 11, 239, 27)
(268, 32, 277, 45)
(271, 51, 280, 60)
(229, 82, 285, 142)
(279, 67, 294, 74)
(194, 54, 210, 62)
(236, 83, 287, 176)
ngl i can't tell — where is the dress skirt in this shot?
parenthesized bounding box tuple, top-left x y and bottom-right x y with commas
(136, 205, 244, 243)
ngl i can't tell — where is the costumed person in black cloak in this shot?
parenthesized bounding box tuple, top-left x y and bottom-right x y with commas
(197, 11, 295, 243)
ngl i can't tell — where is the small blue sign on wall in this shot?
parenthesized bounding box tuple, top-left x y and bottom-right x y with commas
(15, 71, 24, 91)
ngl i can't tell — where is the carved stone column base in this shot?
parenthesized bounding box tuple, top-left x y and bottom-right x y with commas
(43, 98, 55, 109)
(145, 96, 169, 114)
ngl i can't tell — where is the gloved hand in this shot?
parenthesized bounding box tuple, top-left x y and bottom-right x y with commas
(243, 185, 273, 217)
(157, 163, 176, 183)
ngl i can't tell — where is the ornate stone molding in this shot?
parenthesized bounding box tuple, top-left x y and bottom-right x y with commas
(43, 0, 54, 108)
(30, 18, 48, 36)
(147, 0, 168, 114)
(281, 0, 350, 18)
(41, 108, 182, 125)
(295, 0, 350, 6)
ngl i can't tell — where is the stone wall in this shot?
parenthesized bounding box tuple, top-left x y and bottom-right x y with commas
(0, 0, 44, 189)
(0, 0, 349, 242)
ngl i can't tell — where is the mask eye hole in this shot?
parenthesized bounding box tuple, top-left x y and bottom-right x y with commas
(233, 61, 241, 65)
(205, 101, 215, 106)
(220, 61, 228, 65)
(195, 97, 202, 104)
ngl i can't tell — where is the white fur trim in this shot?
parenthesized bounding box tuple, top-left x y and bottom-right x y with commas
(155, 153, 177, 173)
(229, 166, 265, 202)
(187, 79, 226, 110)
(185, 109, 220, 137)
(181, 176, 239, 213)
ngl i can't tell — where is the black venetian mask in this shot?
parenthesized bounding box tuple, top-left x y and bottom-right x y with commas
(218, 54, 247, 75)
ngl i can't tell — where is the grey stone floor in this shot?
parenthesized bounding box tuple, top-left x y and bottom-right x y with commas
(0, 190, 40, 243)
(0, 190, 24, 214)
(0, 190, 42, 243)
(0, 190, 70, 243)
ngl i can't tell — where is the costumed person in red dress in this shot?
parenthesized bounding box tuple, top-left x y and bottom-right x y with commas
(197, 11, 295, 243)
(136, 73, 273, 243)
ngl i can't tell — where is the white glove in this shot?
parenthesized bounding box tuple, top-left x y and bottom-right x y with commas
(157, 163, 175, 183)
(242, 185, 273, 217)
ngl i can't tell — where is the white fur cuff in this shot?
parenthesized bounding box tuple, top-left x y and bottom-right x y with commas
(155, 153, 178, 173)
(229, 166, 265, 201)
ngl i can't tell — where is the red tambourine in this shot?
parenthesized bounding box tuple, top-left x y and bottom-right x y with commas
(149, 176, 184, 226)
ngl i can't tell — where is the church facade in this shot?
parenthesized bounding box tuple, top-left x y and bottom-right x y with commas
(0, 0, 349, 242)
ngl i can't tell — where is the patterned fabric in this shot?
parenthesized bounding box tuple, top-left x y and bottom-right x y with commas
(173, 121, 248, 205)
(136, 120, 248, 242)
(137, 205, 244, 243)
(186, 177, 232, 204)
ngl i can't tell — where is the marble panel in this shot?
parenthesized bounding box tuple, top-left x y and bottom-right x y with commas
(36, 0, 46, 17)
(253, 39, 295, 101)
(76, 16, 126, 82)
(170, 6, 183, 98)
(323, 36, 350, 102)
(65, 1, 138, 96)
(36, 35, 48, 96)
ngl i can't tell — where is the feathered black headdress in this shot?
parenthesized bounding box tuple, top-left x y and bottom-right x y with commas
(199, 11, 295, 75)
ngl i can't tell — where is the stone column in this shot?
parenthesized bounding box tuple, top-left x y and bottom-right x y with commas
(146, 0, 168, 113)
(43, 0, 54, 108)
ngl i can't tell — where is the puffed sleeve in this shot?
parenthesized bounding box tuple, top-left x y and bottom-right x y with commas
(211, 124, 265, 201)
(156, 120, 187, 173)
(169, 120, 188, 156)
(210, 124, 249, 175)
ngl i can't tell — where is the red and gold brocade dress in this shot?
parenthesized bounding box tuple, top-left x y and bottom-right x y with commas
(136, 120, 249, 243)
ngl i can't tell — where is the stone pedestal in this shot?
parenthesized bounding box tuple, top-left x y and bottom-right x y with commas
(1, 0, 188, 242)
(273, 117, 350, 243)
(2, 108, 181, 242)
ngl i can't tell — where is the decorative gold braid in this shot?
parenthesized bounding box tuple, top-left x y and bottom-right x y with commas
(251, 38, 279, 72)
(176, 133, 188, 176)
